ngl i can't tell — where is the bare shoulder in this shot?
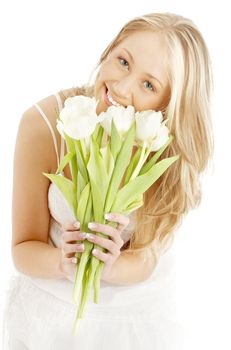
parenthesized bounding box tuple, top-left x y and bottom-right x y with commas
(11, 87, 88, 248)
(20, 93, 65, 171)
(11, 92, 63, 247)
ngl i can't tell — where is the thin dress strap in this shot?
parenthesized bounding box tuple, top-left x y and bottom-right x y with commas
(34, 92, 65, 169)
(54, 92, 65, 162)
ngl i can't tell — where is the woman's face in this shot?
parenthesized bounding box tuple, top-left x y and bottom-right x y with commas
(94, 30, 170, 115)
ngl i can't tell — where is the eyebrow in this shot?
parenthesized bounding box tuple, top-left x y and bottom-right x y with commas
(122, 48, 163, 88)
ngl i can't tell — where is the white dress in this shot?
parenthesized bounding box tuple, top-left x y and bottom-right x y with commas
(2, 93, 187, 349)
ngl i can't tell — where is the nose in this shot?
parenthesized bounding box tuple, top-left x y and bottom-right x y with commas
(113, 75, 134, 104)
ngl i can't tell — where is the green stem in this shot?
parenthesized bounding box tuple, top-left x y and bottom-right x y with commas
(93, 262, 104, 303)
(76, 256, 99, 318)
(80, 138, 87, 161)
(130, 142, 150, 180)
(72, 244, 92, 303)
(93, 220, 117, 302)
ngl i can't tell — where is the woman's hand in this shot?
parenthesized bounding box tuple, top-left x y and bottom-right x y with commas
(86, 212, 130, 281)
(60, 221, 86, 282)
(60, 212, 129, 282)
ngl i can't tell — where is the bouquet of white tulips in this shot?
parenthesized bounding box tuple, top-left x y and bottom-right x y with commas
(43, 95, 179, 334)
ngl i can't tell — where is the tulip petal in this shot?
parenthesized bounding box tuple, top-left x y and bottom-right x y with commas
(140, 134, 174, 175)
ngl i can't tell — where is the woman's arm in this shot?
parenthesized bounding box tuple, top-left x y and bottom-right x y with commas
(12, 241, 65, 279)
(101, 249, 157, 285)
(11, 97, 65, 279)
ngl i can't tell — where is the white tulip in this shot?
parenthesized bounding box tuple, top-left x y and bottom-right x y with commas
(57, 96, 105, 140)
(99, 105, 135, 137)
(150, 122, 169, 151)
(135, 110, 169, 151)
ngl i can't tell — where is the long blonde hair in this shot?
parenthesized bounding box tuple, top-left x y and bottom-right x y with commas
(60, 12, 214, 260)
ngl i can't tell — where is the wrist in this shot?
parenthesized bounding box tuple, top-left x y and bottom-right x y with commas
(101, 265, 114, 283)
(100, 255, 122, 284)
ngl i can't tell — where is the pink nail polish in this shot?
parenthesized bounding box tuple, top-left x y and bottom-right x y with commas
(79, 232, 87, 239)
(88, 222, 96, 229)
(86, 233, 94, 240)
(74, 221, 80, 229)
(79, 244, 85, 251)
(104, 213, 112, 220)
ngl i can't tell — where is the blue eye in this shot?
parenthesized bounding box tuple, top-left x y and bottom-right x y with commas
(118, 57, 129, 68)
(118, 56, 156, 93)
(143, 81, 154, 91)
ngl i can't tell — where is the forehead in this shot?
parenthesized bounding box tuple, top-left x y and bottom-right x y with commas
(117, 30, 166, 52)
(114, 30, 169, 76)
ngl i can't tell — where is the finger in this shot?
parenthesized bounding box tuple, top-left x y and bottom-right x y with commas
(85, 233, 121, 255)
(63, 256, 79, 265)
(62, 243, 85, 256)
(62, 221, 80, 231)
(92, 248, 114, 263)
(62, 231, 87, 243)
(87, 222, 124, 246)
(104, 213, 130, 231)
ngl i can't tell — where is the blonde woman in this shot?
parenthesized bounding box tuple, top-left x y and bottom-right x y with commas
(2, 12, 213, 349)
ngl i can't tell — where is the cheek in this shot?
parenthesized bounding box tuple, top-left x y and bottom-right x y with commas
(99, 60, 120, 80)
(134, 96, 164, 112)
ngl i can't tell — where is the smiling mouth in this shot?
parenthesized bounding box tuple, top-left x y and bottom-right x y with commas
(104, 85, 122, 107)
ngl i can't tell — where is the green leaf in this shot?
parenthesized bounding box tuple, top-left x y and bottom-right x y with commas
(93, 124, 104, 147)
(64, 134, 78, 186)
(110, 119, 122, 160)
(111, 155, 179, 212)
(87, 137, 109, 206)
(96, 126, 104, 147)
(75, 140, 89, 182)
(56, 151, 75, 175)
(139, 134, 174, 175)
(100, 144, 114, 178)
(80, 138, 90, 164)
(77, 171, 86, 203)
(43, 173, 77, 217)
(79, 184, 93, 232)
(104, 122, 136, 213)
(123, 195, 144, 214)
(83, 188, 93, 228)
(123, 146, 142, 185)
(77, 182, 91, 224)
(92, 123, 100, 140)
(89, 178, 104, 223)
(65, 133, 76, 154)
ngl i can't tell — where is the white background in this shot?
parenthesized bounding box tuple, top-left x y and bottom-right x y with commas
(0, 0, 230, 348)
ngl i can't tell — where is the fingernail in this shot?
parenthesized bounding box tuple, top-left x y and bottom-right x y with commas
(74, 221, 80, 229)
(79, 232, 87, 239)
(71, 257, 77, 264)
(104, 213, 112, 220)
(79, 244, 85, 251)
(86, 233, 94, 240)
(88, 222, 96, 229)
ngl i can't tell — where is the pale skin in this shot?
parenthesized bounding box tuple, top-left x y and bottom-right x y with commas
(12, 30, 170, 284)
